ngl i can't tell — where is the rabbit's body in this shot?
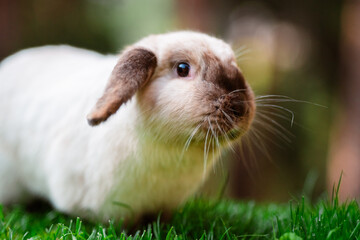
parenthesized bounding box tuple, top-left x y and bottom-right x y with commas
(0, 31, 255, 221)
(0, 45, 211, 220)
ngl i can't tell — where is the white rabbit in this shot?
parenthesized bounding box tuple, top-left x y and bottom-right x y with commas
(0, 31, 255, 221)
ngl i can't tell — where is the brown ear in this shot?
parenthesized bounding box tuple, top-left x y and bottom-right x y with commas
(87, 48, 157, 126)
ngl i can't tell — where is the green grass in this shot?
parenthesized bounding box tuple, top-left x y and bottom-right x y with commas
(0, 190, 359, 240)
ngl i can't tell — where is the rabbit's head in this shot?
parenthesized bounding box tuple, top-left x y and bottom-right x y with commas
(87, 31, 255, 144)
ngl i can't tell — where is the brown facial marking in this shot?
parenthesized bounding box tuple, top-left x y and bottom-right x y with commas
(200, 51, 254, 137)
(201, 51, 250, 117)
(87, 48, 157, 126)
(202, 52, 246, 93)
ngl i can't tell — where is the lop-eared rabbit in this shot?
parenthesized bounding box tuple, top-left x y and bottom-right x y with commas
(0, 31, 255, 221)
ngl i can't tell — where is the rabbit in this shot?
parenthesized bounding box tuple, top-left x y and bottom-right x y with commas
(0, 31, 255, 222)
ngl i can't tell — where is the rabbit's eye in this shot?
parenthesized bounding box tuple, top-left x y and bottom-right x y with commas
(176, 62, 190, 77)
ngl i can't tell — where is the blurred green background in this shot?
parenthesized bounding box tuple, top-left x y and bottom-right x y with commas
(1, 0, 358, 202)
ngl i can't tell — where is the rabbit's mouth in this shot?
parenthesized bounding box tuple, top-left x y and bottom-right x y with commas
(200, 87, 255, 143)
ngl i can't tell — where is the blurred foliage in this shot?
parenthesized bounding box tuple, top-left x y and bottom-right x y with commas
(0, 0, 175, 57)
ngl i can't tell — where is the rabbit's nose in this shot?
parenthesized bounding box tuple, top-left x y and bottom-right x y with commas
(216, 93, 247, 119)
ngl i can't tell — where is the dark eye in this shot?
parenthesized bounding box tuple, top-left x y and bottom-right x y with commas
(176, 62, 190, 77)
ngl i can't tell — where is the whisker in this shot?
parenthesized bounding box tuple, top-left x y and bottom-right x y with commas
(256, 104, 295, 127)
(211, 137, 215, 167)
(184, 123, 202, 151)
(209, 119, 221, 149)
(217, 120, 238, 154)
(251, 122, 287, 150)
(236, 137, 254, 178)
(230, 89, 247, 94)
(240, 131, 261, 177)
(244, 132, 260, 171)
(255, 99, 327, 108)
(256, 112, 295, 141)
(246, 127, 274, 161)
(253, 118, 292, 145)
(234, 45, 249, 53)
(207, 117, 216, 142)
(235, 51, 252, 60)
(205, 133, 214, 178)
(215, 120, 232, 150)
(220, 109, 236, 125)
(235, 46, 251, 56)
(221, 89, 247, 98)
(236, 56, 252, 62)
(209, 119, 224, 173)
(206, 117, 218, 173)
(255, 95, 327, 108)
(232, 100, 257, 104)
(179, 123, 203, 164)
(256, 109, 294, 124)
(255, 94, 294, 100)
(203, 128, 211, 178)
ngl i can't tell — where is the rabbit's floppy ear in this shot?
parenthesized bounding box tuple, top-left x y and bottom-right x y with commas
(87, 48, 157, 126)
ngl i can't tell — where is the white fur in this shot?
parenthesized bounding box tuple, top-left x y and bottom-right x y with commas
(0, 32, 239, 221)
